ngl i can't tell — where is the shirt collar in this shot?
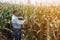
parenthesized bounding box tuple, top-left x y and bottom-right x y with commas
(13, 15, 17, 17)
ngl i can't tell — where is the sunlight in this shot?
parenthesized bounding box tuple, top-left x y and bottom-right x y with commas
(0, 0, 60, 6)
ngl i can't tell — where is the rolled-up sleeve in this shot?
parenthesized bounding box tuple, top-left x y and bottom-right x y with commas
(16, 19, 24, 25)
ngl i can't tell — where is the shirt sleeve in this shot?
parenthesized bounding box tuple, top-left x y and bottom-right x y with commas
(12, 17, 24, 25)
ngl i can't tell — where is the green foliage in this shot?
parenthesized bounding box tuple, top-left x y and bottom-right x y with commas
(0, 4, 60, 40)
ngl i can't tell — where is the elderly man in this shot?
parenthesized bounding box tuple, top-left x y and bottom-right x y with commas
(12, 10, 25, 40)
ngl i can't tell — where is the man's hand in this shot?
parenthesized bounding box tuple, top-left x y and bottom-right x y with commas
(23, 20, 27, 24)
(24, 20, 26, 22)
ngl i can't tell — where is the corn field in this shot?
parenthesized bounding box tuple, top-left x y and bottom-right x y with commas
(0, 3, 60, 40)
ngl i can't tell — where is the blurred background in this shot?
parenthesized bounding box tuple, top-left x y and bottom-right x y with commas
(0, 0, 60, 40)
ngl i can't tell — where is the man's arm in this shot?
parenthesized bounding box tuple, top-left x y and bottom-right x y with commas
(13, 17, 25, 25)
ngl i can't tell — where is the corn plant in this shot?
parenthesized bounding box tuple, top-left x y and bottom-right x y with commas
(0, 3, 60, 40)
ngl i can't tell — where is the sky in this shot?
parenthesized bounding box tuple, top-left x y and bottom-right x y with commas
(0, 0, 60, 6)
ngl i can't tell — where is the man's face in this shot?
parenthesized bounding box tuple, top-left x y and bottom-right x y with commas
(14, 12, 19, 16)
